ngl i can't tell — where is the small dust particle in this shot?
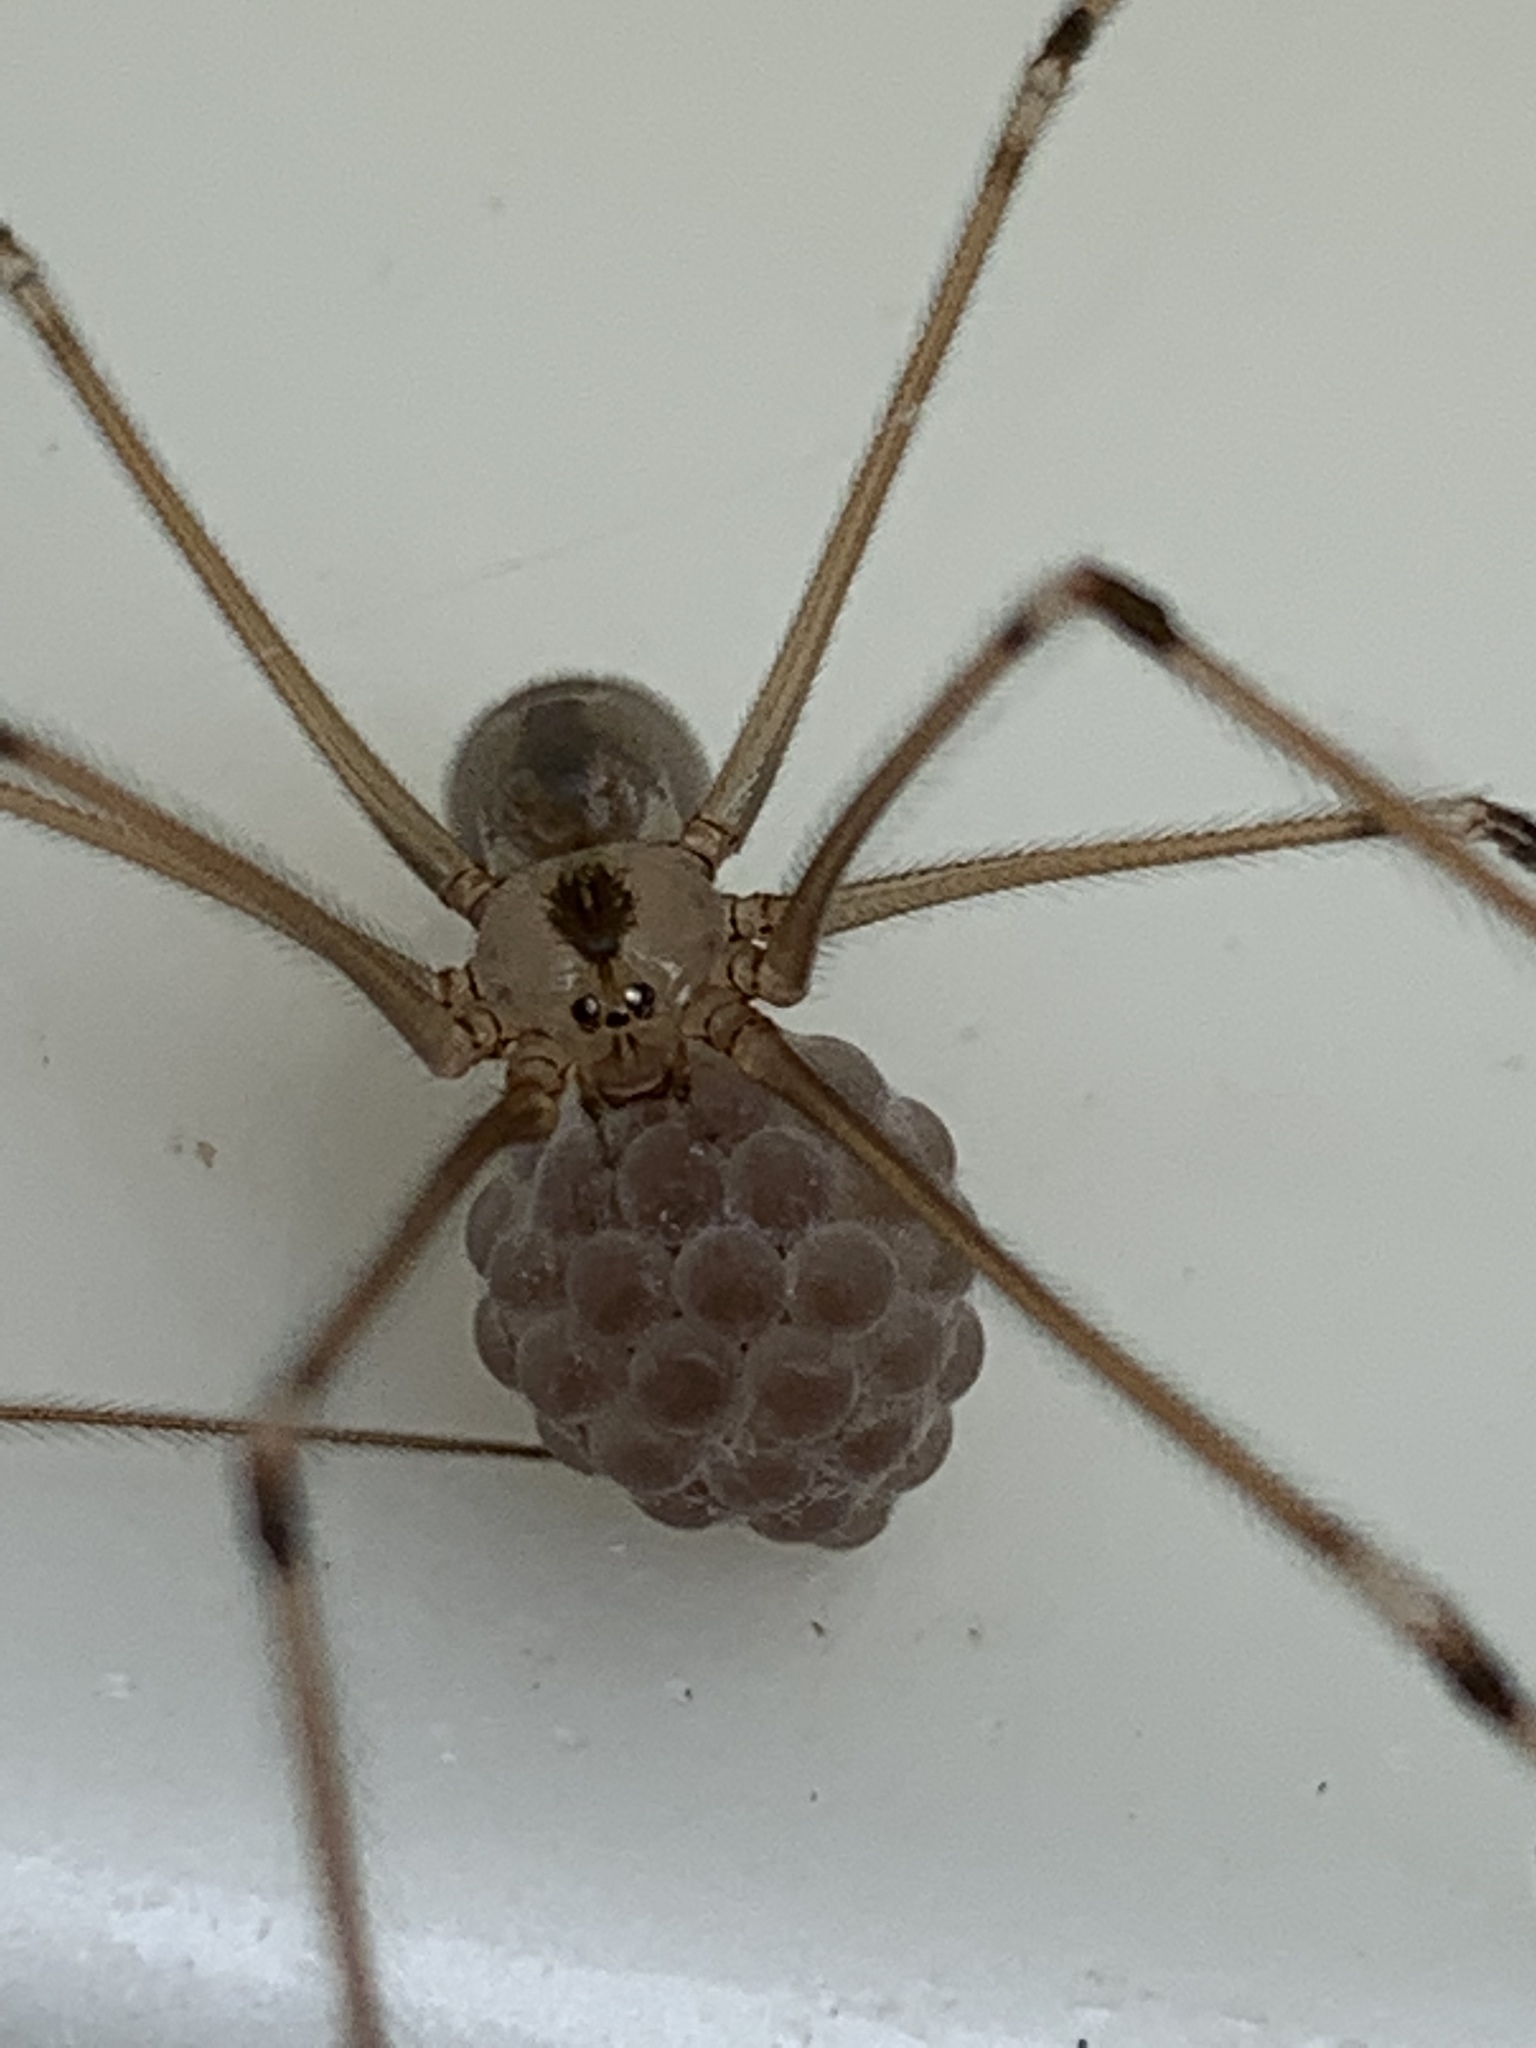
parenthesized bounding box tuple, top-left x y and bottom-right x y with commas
(168, 1133, 217, 1167)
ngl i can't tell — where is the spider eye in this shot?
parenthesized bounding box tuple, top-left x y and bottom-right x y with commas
(570, 994, 603, 1032)
(623, 981, 657, 1020)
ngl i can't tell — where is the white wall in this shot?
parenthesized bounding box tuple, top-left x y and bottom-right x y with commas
(2, 6, 1535, 2043)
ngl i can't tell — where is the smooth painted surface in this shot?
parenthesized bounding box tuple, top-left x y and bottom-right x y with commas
(2, 6, 1536, 2044)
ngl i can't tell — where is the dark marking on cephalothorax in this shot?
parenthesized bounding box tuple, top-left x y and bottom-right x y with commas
(1043, 6, 1096, 69)
(545, 860, 637, 962)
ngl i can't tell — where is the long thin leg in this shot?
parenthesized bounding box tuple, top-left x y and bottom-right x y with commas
(0, 229, 490, 919)
(0, 1396, 550, 1462)
(734, 798, 1536, 941)
(246, 1069, 561, 2048)
(713, 998, 1536, 1770)
(0, 724, 491, 1077)
(751, 564, 1536, 1002)
(684, 2, 1123, 868)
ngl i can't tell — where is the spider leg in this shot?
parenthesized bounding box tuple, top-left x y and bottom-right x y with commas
(0, 1396, 549, 1461)
(0, 229, 491, 918)
(778, 797, 1536, 939)
(686, 2, 1125, 867)
(0, 722, 488, 1075)
(714, 1000, 1536, 1772)
(245, 1072, 560, 2048)
(750, 564, 1536, 1001)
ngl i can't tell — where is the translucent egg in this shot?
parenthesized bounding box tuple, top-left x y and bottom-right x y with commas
(467, 1037, 984, 1549)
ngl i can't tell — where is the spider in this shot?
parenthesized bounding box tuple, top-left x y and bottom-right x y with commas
(3, 4, 1536, 2045)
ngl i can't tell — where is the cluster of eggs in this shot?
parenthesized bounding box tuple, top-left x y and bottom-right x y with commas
(465, 1035, 983, 1548)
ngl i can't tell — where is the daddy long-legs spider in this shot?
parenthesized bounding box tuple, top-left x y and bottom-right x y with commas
(4, 3, 1536, 2043)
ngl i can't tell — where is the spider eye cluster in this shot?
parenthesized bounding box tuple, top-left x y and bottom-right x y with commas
(569, 981, 657, 1032)
(465, 1036, 983, 1549)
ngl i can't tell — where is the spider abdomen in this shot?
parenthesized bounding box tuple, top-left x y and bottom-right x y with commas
(465, 1037, 983, 1548)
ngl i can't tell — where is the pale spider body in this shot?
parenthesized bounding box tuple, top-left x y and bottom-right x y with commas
(448, 675, 980, 1544)
(3, 7, 1536, 2048)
